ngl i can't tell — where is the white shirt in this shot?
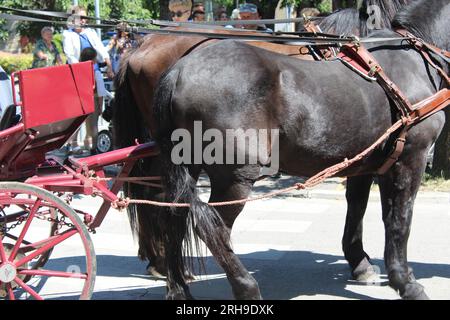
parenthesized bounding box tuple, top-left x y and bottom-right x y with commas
(62, 28, 109, 64)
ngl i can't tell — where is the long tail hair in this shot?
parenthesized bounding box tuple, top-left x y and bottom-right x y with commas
(319, 0, 411, 36)
(153, 68, 230, 277)
(112, 50, 166, 262)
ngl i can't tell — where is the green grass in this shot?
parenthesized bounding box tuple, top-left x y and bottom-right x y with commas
(367, 174, 450, 193)
(420, 173, 450, 192)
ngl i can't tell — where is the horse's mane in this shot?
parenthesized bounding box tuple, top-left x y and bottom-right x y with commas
(392, 0, 449, 48)
(318, 8, 360, 36)
(319, 0, 410, 36)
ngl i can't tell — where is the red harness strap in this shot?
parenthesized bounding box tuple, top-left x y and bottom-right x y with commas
(377, 88, 449, 174)
(337, 40, 450, 174)
(338, 44, 414, 118)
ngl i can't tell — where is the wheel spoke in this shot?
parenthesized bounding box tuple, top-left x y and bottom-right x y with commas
(7, 283, 15, 300)
(19, 235, 60, 253)
(13, 276, 43, 300)
(0, 182, 96, 300)
(19, 269, 88, 280)
(9, 199, 41, 262)
(15, 228, 78, 268)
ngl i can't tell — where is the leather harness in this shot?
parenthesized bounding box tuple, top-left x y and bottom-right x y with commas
(336, 30, 449, 174)
(178, 23, 450, 175)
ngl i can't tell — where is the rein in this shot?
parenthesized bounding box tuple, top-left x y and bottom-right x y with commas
(0, 5, 321, 29)
(0, 8, 424, 46)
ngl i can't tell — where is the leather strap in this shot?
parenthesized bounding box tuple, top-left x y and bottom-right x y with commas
(338, 39, 449, 175)
(413, 88, 449, 121)
(339, 44, 414, 117)
(377, 125, 408, 175)
(396, 29, 450, 86)
(377, 89, 449, 174)
(396, 29, 450, 59)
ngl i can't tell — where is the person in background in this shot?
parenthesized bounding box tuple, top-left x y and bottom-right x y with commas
(225, 8, 241, 28)
(168, 0, 192, 22)
(107, 23, 135, 74)
(31, 26, 63, 69)
(218, 11, 228, 21)
(63, 5, 113, 154)
(192, 9, 205, 22)
(238, 3, 273, 33)
(78, 47, 110, 154)
(192, 2, 205, 17)
(63, 6, 113, 78)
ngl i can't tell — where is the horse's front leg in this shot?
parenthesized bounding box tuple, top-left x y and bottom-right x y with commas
(343, 175, 379, 282)
(378, 154, 429, 300)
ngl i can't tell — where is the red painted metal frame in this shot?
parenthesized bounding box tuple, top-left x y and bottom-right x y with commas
(24, 141, 160, 230)
(1, 63, 162, 299)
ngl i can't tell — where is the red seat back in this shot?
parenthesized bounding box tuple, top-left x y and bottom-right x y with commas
(15, 61, 95, 129)
(0, 62, 95, 180)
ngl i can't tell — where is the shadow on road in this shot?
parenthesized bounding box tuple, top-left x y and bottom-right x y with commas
(34, 249, 450, 300)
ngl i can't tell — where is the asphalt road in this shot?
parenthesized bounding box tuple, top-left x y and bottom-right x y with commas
(12, 176, 450, 300)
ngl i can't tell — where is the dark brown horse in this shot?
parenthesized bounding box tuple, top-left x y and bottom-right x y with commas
(113, 0, 412, 288)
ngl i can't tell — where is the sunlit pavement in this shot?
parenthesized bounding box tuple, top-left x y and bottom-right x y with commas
(21, 175, 450, 300)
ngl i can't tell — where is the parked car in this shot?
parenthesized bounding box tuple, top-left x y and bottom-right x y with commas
(96, 77, 114, 154)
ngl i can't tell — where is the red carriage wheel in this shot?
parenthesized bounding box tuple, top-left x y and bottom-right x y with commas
(0, 182, 96, 300)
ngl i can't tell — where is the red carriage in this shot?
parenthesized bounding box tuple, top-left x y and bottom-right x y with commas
(0, 62, 159, 299)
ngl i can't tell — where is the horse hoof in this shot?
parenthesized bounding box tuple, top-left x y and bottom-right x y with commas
(184, 270, 196, 282)
(166, 289, 194, 300)
(402, 283, 429, 300)
(146, 264, 195, 282)
(166, 293, 187, 300)
(147, 266, 167, 279)
(354, 268, 381, 284)
(352, 258, 380, 284)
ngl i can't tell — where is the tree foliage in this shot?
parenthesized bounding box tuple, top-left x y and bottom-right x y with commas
(0, 0, 156, 40)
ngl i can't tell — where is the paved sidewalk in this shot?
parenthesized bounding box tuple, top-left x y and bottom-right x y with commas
(24, 173, 448, 300)
(199, 174, 450, 203)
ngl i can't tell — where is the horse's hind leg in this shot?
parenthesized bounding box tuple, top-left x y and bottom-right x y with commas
(343, 175, 378, 282)
(200, 165, 262, 300)
(378, 154, 429, 300)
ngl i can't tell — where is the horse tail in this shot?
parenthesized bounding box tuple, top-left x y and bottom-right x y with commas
(154, 68, 230, 276)
(112, 54, 165, 265)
